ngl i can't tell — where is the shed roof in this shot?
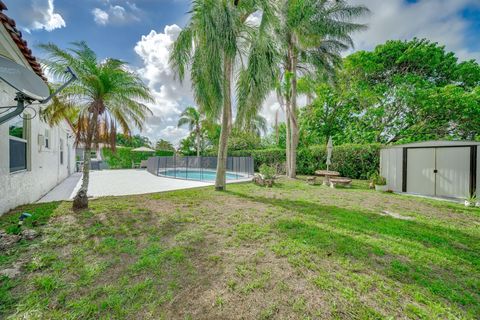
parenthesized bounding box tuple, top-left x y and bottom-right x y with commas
(382, 140, 480, 149)
(0, 1, 46, 81)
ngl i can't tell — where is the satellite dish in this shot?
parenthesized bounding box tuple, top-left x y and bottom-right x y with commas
(0, 55, 50, 101)
(0, 56, 77, 125)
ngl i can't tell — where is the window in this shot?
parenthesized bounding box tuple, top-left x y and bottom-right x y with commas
(60, 138, 64, 165)
(90, 150, 97, 159)
(9, 116, 28, 173)
(44, 129, 50, 149)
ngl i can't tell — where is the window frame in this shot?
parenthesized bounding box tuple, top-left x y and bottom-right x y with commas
(60, 138, 64, 165)
(8, 116, 30, 173)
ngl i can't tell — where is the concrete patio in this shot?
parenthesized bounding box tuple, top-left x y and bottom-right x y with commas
(38, 169, 212, 202)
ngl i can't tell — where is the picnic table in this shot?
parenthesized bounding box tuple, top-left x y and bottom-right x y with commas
(315, 170, 340, 185)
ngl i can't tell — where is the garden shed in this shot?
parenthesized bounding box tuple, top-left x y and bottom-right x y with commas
(380, 141, 480, 199)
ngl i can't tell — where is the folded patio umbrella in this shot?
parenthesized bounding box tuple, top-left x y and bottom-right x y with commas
(326, 136, 333, 171)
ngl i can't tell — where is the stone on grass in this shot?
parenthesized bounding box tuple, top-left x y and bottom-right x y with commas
(0, 267, 21, 278)
(21, 228, 38, 240)
(0, 230, 21, 251)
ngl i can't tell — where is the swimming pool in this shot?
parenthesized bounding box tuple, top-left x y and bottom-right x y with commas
(159, 169, 244, 181)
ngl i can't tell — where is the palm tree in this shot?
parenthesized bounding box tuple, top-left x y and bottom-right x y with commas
(170, 0, 278, 191)
(276, 0, 369, 178)
(40, 42, 154, 209)
(250, 114, 268, 136)
(155, 139, 175, 151)
(177, 106, 203, 156)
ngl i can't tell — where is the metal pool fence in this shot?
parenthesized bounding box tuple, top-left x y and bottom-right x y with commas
(147, 156, 254, 181)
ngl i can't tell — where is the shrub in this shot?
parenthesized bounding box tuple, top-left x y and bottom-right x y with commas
(259, 164, 276, 180)
(102, 148, 174, 169)
(370, 172, 387, 185)
(217, 143, 380, 179)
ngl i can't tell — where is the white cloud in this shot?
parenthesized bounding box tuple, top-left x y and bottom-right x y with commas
(134, 25, 195, 146)
(110, 5, 126, 20)
(92, 8, 109, 25)
(91, 3, 141, 26)
(21, 0, 65, 32)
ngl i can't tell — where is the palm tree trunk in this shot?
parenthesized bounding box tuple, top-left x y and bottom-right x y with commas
(289, 49, 299, 179)
(285, 100, 292, 177)
(215, 56, 233, 191)
(73, 107, 99, 209)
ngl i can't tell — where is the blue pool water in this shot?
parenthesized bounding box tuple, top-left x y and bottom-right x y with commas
(159, 169, 242, 181)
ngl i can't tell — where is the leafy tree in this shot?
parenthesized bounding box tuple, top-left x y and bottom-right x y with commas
(299, 83, 350, 145)
(177, 106, 202, 156)
(339, 38, 480, 143)
(170, 0, 277, 190)
(228, 130, 263, 151)
(295, 38, 480, 145)
(155, 139, 175, 151)
(40, 42, 153, 209)
(178, 132, 198, 155)
(275, 0, 369, 178)
(116, 134, 151, 148)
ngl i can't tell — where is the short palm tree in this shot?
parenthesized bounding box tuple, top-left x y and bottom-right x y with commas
(40, 42, 154, 209)
(244, 114, 267, 136)
(276, 0, 369, 178)
(177, 106, 203, 156)
(170, 0, 278, 191)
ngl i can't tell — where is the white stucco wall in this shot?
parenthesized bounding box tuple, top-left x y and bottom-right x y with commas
(0, 22, 76, 215)
(0, 85, 76, 214)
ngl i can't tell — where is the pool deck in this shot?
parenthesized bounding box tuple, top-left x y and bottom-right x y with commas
(38, 169, 215, 202)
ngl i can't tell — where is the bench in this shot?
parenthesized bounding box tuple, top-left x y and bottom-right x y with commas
(306, 176, 317, 185)
(329, 177, 352, 188)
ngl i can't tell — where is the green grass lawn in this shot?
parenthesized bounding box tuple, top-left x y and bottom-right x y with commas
(1, 178, 479, 319)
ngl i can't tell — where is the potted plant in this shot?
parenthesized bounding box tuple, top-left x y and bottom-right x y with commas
(465, 194, 477, 207)
(259, 164, 276, 187)
(372, 173, 387, 192)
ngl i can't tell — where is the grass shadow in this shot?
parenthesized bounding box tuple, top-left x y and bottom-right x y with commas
(227, 190, 480, 315)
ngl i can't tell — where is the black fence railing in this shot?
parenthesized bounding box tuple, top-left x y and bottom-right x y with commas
(147, 156, 254, 182)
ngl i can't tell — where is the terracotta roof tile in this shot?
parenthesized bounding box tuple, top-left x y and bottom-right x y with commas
(0, 1, 47, 81)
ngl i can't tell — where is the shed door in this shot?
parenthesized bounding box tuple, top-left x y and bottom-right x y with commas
(407, 148, 436, 196)
(435, 147, 470, 198)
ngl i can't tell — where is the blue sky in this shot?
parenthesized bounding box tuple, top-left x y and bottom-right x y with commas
(4, 0, 480, 144)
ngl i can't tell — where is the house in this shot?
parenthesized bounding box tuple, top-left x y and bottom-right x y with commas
(75, 143, 105, 162)
(75, 143, 109, 171)
(0, 2, 75, 215)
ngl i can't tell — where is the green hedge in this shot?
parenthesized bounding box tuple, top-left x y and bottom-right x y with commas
(210, 143, 380, 179)
(102, 148, 174, 169)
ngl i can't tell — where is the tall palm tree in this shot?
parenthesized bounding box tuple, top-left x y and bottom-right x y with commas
(170, 0, 278, 191)
(277, 0, 369, 178)
(177, 106, 203, 156)
(40, 42, 154, 209)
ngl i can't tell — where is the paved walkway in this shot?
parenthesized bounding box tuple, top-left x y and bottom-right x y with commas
(38, 169, 212, 202)
(38, 173, 82, 203)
